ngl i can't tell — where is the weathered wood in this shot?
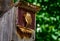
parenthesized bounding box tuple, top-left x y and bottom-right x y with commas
(0, 7, 15, 41)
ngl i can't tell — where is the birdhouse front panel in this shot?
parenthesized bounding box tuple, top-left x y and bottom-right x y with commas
(18, 7, 35, 29)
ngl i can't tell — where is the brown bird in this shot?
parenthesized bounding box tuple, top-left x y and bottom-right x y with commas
(24, 12, 32, 28)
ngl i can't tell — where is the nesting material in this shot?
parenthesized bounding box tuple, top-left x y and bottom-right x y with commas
(16, 25, 34, 39)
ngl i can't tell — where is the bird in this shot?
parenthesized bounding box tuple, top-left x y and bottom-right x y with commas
(24, 12, 32, 28)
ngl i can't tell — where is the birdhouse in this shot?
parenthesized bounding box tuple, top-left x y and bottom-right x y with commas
(0, 0, 40, 41)
(15, 0, 40, 39)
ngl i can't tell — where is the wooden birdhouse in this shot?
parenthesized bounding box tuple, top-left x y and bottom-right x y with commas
(15, 0, 40, 39)
(0, 0, 40, 41)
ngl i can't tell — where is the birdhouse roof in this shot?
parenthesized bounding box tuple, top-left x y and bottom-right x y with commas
(15, 1, 40, 13)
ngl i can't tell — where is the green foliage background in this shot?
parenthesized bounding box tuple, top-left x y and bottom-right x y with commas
(14, 0, 60, 41)
(26, 0, 60, 41)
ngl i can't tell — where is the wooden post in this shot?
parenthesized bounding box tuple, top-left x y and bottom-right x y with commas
(0, 7, 15, 41)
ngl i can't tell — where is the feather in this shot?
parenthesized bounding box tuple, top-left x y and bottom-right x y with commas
(25, 12, 32, 28)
